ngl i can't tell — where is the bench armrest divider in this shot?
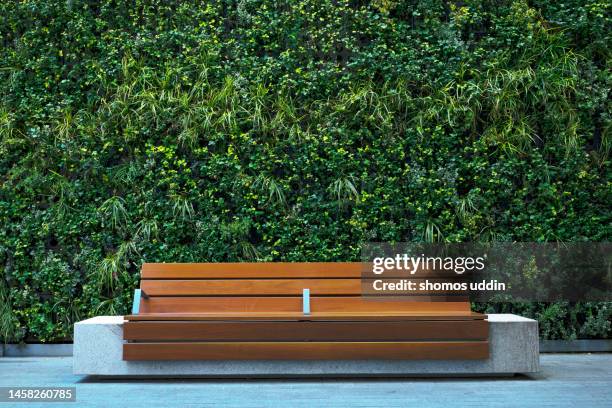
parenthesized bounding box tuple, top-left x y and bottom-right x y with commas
(303, 288, 310, 315)
(132, 289, 142, 315)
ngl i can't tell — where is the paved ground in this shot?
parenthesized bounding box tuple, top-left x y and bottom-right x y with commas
(0, 354, 610, 408)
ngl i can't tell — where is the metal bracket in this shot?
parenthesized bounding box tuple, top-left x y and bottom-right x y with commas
(131, 289, 142, 315)
(303, 288, 310, 315)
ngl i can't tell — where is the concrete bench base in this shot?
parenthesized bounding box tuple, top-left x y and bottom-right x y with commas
(73, 314, 539, 377)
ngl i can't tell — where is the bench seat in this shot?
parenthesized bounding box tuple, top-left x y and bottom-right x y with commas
(125, 311, 486, 321)
(123, 262, 488, 361)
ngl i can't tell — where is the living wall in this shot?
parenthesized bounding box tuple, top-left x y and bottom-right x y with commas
(0, 0, 610, 342)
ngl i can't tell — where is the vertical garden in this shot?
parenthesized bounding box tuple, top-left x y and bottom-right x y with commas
(0, 0, 610, 342)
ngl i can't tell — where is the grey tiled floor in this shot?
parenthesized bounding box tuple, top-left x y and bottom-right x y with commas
(0, 354, 610, 407)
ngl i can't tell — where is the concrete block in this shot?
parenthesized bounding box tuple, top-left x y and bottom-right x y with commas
(73, 314, 539, 377)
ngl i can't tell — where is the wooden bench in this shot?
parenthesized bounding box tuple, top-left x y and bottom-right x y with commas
(123, 263, 488, 361)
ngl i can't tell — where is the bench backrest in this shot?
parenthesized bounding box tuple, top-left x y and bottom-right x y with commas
(133, 262, 471, 316)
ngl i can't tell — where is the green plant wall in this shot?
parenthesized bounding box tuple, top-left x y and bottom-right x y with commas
(0, 0, 610, 342)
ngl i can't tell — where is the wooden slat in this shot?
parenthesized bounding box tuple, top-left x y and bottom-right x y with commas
(141, 263, 363, 279)
(141, 263, 452, 279)
(137, 297, 472, 314)
(123, 320, 488, 341)
(124, 311, 486, 321)
(141, 279, 361, 296)
(141, 279, 472, 297)
(143, 262, 465, 278)
(123, 341, 489, 360)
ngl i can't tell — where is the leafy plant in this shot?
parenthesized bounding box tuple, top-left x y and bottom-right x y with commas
(0, 283, 20, 343)
(0, 0, 609, 342)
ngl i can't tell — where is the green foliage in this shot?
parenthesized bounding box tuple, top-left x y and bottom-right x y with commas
(0, 0, 610, 342)
(0, 282, 21, 343)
